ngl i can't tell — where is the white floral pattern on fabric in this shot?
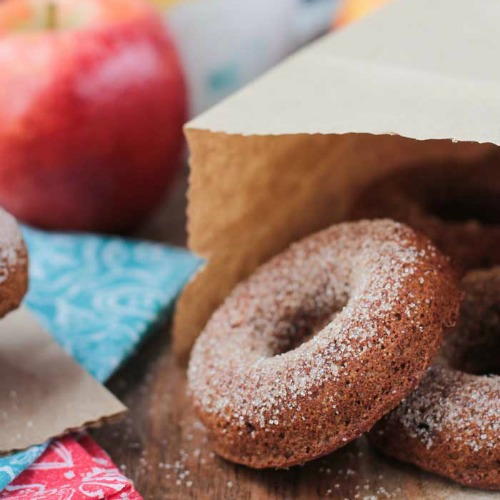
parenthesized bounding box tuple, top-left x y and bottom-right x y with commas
(0, 435, 142, 499)
(23, 228, 200, 381)
(0, 445, 46, 486)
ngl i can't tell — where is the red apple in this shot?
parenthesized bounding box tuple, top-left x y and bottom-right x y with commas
(0, 0, 186, 232)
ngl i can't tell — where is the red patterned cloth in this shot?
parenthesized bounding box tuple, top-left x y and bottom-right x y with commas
(0, 435, 141, 500)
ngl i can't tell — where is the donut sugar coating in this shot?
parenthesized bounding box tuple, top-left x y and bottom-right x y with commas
(350, 158, 500, 272)
(369, 268, 500, 490)
(0, 207, 28, 318)
(188, 220, 461, 468)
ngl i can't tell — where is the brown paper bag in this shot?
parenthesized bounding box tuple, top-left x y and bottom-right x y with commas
(174, 0, 500, 357)
(0, 308, 126, 453)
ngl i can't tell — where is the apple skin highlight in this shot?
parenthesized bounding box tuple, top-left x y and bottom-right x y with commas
(0, 0, 187, 232)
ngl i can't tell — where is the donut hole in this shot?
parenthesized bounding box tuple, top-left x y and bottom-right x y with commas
(425, 191, 500, 226)
(450, 343, 500, 376)
(272, 308, 344, 355)
(455, 349, 500, 376)
(445, 303, 500, 376)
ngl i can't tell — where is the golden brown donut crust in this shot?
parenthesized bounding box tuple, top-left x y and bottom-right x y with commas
(0, 208, 28, 318)
(350, 157, 500, 272)
(188, 220, 461, 469)
(369, 268, 500, 490)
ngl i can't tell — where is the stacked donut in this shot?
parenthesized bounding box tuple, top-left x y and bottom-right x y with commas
(369, 269, 499, 489)
(350, 157, 500, 272)
(188, 159, 499, 491)
(350, 160, 500, 490)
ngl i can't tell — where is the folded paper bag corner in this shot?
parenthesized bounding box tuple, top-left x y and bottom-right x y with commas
(186, 0, 500, 144)
(0, 307, 126, 454)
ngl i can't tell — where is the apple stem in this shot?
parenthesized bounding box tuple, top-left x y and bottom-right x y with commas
(46, 1, 58, 30)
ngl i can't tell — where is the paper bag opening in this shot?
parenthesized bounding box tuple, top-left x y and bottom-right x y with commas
(173, 0, 500, 357)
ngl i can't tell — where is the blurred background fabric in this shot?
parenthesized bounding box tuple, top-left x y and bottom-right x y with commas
(160, 0, 341, 115)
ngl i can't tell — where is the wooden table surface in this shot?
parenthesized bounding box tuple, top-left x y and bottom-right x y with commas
(92, 170, 498, 500)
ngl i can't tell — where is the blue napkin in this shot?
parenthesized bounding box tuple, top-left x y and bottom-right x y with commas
(0, 227, 200, 489)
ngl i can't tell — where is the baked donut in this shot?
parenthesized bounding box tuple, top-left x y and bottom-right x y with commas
(369, 268, 500, 490)
(188, 220, 461, 468)
(350, 157, 500, 271)
(0, 207, 28, 318)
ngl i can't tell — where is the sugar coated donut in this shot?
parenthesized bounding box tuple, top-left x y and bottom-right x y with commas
(369, 268, 500, 490)
(350, 158, 500, 271)
(188, 220, 461, 468)
(0, 207, 28, 318)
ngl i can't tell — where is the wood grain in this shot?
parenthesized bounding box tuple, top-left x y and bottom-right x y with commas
(92, 169, 498, 499)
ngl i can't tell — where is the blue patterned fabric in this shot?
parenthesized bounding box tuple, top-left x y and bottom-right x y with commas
(0, 227, 201, 490)
(0, 444, 46, 486)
